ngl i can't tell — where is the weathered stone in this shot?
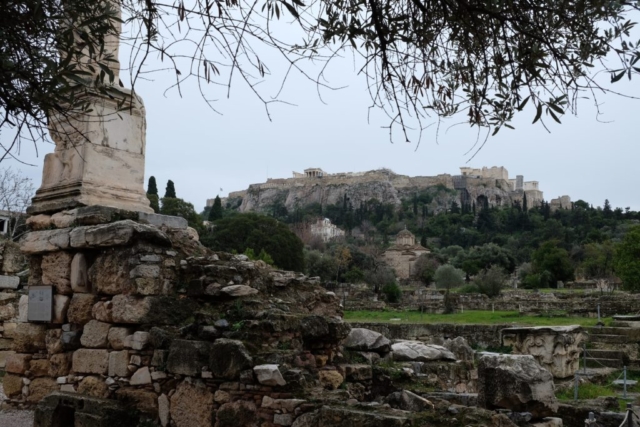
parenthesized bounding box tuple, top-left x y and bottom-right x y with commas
(478, 352, 558, 418)
(343, 328, 391, 353)
(41, 251, 73, 294)
(80, 320, 111, 348)
(261, 396, 305, 411)
(61, 330, 82, 350)
(385, 390, 434, 412)
(70, 252, 90, 293)
(340, 364, 372, 381)
(130, 366, 151, 385)
(133, 277, 163, 295)
(108, 327, 133, 350)
(27, 214, 52, 230)
(72, 349, 109, 374)
(89, 251, 132, 295)
(0, 350, 16, 369)
(30, 359, 51, 377)
(92, 301, 113, 322)
(51, 210, 77, 228)
(391, 341, 456, 362)
(3, 373, 24, 397)
(78, 376, 110, 398)
(0, 302, 16, 320)
(220, 285, 258, 297)
(67, 294, 99, 325)
(149, 327, 173, 349)
(111, 295, 150, 323)
(130, 264, 160, 279)
(186, 227, 199, 241)
(131, 331, 150, 350)
(215, 400, 257, 427)
(209, 339, 253, 379)
(18, 294, 29, 322)
(49, 352, 72, 377)
(20, 229, 70, 254)
(313, 406, 410, 427)
(214, 390, 231, 404)
(52, 294, 71, 324)
(33, 391, 140, 427)
(12, 323, 47, 352)
(158, 394, 170, 427)
(274, 414, 293, 426)
(300, 315, 350, 343)
(254, 364, 286, 386)
(116, 389, 158, 415)
(501, 325, 586, 379)
(167, 340, 212, 376)
(6, 353, 32, 374)
(27, 377, 59, 403)
(318, 370, 344, 390)
(109, 350, 130, 377)
(0, 275, 20, 290)
(138, 212, 188, 229)
(170, 381, 214, 427)
(70, 220, 169, 249)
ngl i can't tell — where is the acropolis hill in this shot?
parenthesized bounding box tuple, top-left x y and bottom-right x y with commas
(209, 167, 572, 213)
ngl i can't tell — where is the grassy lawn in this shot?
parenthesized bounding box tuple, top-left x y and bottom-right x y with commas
(344, 309, 610, 327)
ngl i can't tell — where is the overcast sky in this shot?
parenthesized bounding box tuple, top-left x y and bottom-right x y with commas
(3, 19, 640, 212)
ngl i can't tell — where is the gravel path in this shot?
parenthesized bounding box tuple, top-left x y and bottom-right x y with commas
(0, 383, 35, 427)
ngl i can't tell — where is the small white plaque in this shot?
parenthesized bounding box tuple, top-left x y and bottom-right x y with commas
(28, 286, 53, 322)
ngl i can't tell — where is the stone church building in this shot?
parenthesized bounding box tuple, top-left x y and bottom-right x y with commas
(383, 229, 430, 279)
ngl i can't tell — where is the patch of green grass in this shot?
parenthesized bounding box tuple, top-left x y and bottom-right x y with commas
(557, 383, 617, 401)
(344, 309, 611, 327)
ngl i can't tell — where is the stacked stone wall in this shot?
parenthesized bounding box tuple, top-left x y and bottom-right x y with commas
(0, 239, 27, 371)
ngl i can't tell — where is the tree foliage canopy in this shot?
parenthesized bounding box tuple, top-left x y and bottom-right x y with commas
(202, 213, 305, 272)
(1, 0, 639, 158)
(614, 226, 640, 291)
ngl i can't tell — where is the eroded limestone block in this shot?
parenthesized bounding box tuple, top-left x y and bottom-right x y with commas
(318, 370, 344, 390)
(215, 400, 257, 427)
(167, 340, 212, 376)
(254, 364, 286, 386)
(0, 301, 16, 320)
(384, 390, 434, 412)
(6, 353, 32, 374)
(12, 323, 47, 352)
(477, 352, 558, 418)
(70, 253, 90, 293)
(130, 366, 151, 385)
(30, 359, 51, 377)
(391, 341, 456, 362)
(170, 381, 214, 427)
(27, 377, 58, 403)
(67, 294, 98, 325)
(26, 214, 52, 230)
(92, 301, 113, 322)
(80, 320, 111, 348)
(108, 327, 133, 350)
(343, 328, 390, 353)
(501, 325, 586, 379)
(46, 329, 64, 354)
(220, 285, 258, 297)
(116, 389, 158, 416)
(70, 220, 169, 249)
(41, 251, 73, 294)
(52, 294, 71, 324)
(88, 251, 131, 295)
(72, 349, 109, 374)
(108, 350, 130, 377)
(78, 376, 110, 398)
(209, 339, 252, 379)
(18, 294, 29, 322)
(51, 210, 77, 228)
(49, 352, 72, 377)
(3, 373, 24, 398)
(20, 229, 71, 254)
(158, 394, 170, 427)
(111, 295, 151, 323)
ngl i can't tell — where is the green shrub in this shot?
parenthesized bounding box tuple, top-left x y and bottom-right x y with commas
(382, 282, 402, 303)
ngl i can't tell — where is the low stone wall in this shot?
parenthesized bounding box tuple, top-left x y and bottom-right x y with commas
(0, 239, 27, 371)
(348, 322, 506, 349)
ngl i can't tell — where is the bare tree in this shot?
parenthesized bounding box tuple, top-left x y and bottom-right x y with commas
(1, 0, 639, 161)
(0, 168, 35, 239)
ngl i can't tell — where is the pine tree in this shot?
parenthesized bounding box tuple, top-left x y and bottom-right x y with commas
(208, 195, 223, 221)
(147, 176, 158, 195)
(164, 180, 176, 198)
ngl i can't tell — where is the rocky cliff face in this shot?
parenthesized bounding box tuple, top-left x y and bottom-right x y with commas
(231, 170, 524, 214)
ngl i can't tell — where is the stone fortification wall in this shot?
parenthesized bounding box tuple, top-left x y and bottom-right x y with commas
(0, 239, 27, 371)
(3, 206, 353, 427)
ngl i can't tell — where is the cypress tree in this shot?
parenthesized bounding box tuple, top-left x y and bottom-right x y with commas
(523, 192, 528, 211)
(209, 196, 223, 221)
(147, 176, 158, 195)
(164, 180, 176, 198)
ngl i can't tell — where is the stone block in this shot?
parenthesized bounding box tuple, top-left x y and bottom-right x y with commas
(170, 381, 215, 427)
(41, 251, 73, 294)
(20, 229, 70, 254)
(67, 294, 98, 325)
(0, 338, 12, 350)
(0, 350, 16, 369)
(254, 364, 286, 386)
(70, 220, 170, 249)
(46, 329, 63, 354)
(131, 331, 150, 350)
(215, 401, 257, 427)
(0, 302, 16, 320)
(26, 214, 52, 230)
(130, 264, 160, 279)
(158, 394, 170, 427)
(61, 331, 82, 351)
(274, 413, 293, 426)
(221, 285, 258, 297)
(49, 352, 72, 377)
(0, 275, 20, 290)
(77, 376, 110, 398)
(30, 359, 51, 377)
(27, 377, 59, 403)
(115, 389, 158, 416)
(3, 322, 17, 338)
(209, 339, 253, 379)
(138, 212, 188, 229)
(6, 353, 32, 374)
(72, 349, 109, 374)
(167, 340, 212, 376)
(108, 327, 133, 350)
(18, 294, 29, 322)
(111, 295, 151, 323)
(92, 301, 113, 322)
(3, 373, 24, 397)
(108, 350, 130, 377)
(70, 253, 90, 293)
(12, 323, 47, 352)
(51, 210, 77, 228)
(318, 370, 344, 390)
(52, 294, 71, 324)
(89, 251, 132, 295)
(130, 366, 151, 385)
(81, 320, 112, 348)
(133, 278, 163, 295)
